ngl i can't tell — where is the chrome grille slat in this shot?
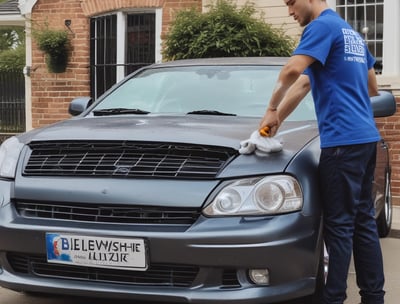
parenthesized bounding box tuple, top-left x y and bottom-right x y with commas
(24, 141, 236, 179)
(15, 201, 200, 225)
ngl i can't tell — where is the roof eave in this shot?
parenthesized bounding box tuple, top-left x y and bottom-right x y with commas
(0, 14, 25, 26)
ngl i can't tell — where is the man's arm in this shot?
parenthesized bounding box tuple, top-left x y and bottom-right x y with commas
(260, 55, 315, 136)
(278, 74, 311, 122)
(266, 55, 314, 110)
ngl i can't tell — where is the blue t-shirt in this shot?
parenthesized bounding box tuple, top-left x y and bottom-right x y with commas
(293, 9, 380, 148)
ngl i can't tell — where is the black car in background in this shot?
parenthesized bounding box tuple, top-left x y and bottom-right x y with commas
(0, 57, 395, 303)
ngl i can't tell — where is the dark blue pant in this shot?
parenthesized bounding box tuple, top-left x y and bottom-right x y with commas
(319, 143, 385, 304)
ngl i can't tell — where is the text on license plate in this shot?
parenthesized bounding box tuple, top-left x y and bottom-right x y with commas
(46, 233, 147, 270)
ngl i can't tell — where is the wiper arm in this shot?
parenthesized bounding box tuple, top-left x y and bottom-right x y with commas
(93, 108, 150, 116)
(187, 110, 236, 116)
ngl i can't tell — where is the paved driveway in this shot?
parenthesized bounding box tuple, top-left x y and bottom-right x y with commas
(345, 234, 400, 303)
(1, 232, 399, 304)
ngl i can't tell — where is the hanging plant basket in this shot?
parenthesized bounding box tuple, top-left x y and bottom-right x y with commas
(33, 26, 70, 73)
(46, 53, 68, 73)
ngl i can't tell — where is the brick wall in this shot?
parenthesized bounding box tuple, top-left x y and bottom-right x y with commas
(30, 0, 91, 127)
(376, 97, 400, 206)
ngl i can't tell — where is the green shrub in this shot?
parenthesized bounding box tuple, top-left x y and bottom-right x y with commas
(0, 45, 25, 72)
(162, 0, 295, 60)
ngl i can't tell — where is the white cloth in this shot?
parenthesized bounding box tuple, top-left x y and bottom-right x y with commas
(239, 130, 283, 155)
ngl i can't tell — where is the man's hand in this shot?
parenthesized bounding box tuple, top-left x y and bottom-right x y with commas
(259, 108, 280, 137)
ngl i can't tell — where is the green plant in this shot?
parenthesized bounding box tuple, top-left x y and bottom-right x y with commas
(162, 0, 295, 60)
(33, 25, 70, 73)
(0, 44, 25, 72)
(0, 26, 25, 52)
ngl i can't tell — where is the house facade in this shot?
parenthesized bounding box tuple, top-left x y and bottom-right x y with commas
(0, 0, 399, 204)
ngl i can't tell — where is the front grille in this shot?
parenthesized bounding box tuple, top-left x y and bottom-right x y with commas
(15, 201, 200, 225)
(7, 253, 241, 288)
(7, 253, 199, 287)
(23, 141, 237, 179)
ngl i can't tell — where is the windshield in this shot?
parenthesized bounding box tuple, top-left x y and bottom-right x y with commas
(92, 65, 316, 121)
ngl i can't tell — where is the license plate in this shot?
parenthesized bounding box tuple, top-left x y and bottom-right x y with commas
(46, 233, 147, 271)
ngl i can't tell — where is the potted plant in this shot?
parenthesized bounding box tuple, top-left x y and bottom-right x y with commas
(33, 25, 70, 73)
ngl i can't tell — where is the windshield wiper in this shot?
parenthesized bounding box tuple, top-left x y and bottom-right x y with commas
(93, 108, 150, 116)
(186, 110, 236, 116)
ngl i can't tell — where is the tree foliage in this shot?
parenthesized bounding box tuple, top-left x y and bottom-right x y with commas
(0, 44, 25, 71)
(0, 26, 25, 72)
(162, 0, 295, 60)
(0, 26, 24, 50)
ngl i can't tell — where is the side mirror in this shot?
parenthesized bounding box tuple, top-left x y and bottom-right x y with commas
(371, 91, 397, 118)
(68, 97, 92, 116)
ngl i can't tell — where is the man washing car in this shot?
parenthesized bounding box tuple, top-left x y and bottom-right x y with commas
(260, 0, 385, 303)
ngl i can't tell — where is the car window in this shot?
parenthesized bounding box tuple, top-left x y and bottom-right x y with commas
(93, 65, 316, 121)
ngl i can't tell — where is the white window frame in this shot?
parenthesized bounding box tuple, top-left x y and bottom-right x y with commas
(115, 9, 162, 83)
(382, 1, 399, 76)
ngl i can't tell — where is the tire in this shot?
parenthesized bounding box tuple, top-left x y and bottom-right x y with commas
(376, 170, 392, 238)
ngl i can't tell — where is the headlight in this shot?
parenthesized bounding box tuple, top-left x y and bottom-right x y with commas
(0, 136, 24, 178)
(203, 175, 303, 216)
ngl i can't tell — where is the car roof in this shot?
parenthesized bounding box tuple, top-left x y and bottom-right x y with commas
(149, 57, 289, 68)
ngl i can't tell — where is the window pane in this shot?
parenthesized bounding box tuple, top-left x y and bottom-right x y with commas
(375, 42, 383, 58)
(376, 4, 383, 39)
(126, 14, 156, 76)
(365, 5, 375, 39)
(374, 42, 383, 74)
(337, 7, 346, 18)
(355, 5, 365, 34)
(347, 6, 356, 29)
(90, 15, 117, 99)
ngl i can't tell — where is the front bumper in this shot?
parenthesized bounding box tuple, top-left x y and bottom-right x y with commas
(0, 182, 323, 304)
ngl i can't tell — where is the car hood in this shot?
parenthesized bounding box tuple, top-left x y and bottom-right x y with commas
(18, 115, 319, 176)
(14, 116, 320, 208)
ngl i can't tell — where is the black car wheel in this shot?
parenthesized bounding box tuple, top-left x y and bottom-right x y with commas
(377, 169, 392, 237)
